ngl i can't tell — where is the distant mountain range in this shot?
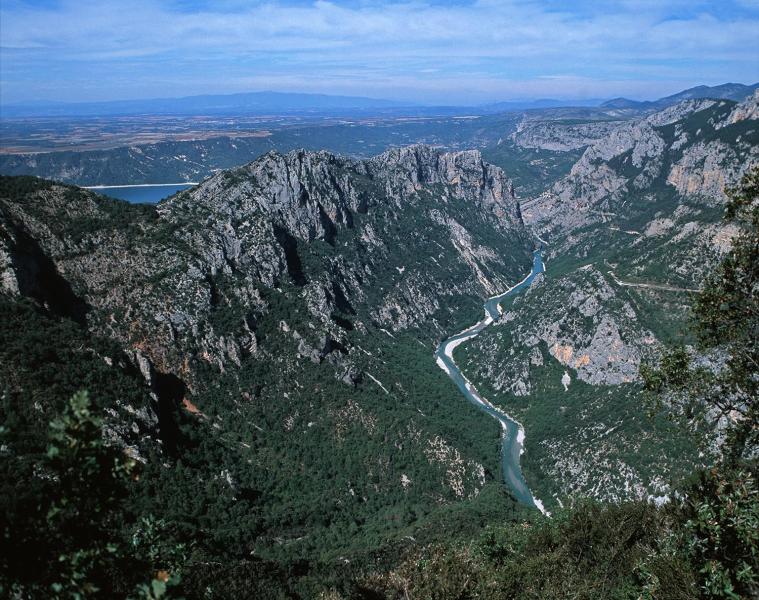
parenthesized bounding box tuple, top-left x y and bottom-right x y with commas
(3, 82, 758, 119)
(0, 91, 413, 118)
(600, 82, 759, 110)
(478, 98, 607, 112)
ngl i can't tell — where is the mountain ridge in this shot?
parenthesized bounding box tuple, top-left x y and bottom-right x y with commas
(0, 90, 413, 118)
(600, 82, 759, 110)
(5, 82, 758, 119)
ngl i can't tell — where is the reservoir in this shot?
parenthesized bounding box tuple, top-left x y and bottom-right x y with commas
(85, 183, 196, 204)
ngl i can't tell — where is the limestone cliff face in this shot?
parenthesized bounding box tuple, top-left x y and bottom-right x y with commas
(506, 100, 722, 157)
(367, 145, 517, 216)
(162, 145, 520, 253)
(465, 266, 654, 396)
(522, 97, 757, 238)
(519, 95, 758, 287)
(723, 89, 759, 126)
(0, 146, 530, 397)
(666, 140, 749, 199)
(511, 120, 624, 152)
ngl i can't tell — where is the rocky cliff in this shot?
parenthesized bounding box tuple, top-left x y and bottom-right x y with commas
(0, 146, 534, 535)
(511, 120, 625, 152)
(2, 146, 528, 380)
(520, 93, 758, 286)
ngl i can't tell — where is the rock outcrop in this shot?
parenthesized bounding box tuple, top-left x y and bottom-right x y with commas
(522, 97, 757, 242)
(0, 145, 530, 431)
(518, 95, 757, 288)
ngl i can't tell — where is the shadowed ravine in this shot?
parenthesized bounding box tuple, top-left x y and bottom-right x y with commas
(435, 251, 548, 514)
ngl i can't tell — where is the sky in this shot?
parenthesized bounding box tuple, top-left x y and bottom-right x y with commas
(1, 0, 758, 106)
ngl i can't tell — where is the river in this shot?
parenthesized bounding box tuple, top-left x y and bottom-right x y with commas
(435, 251, 547, 514)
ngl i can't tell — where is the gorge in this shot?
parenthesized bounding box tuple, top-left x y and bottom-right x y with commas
(1, 88, 757, 598)
(436, 251, 547, 513)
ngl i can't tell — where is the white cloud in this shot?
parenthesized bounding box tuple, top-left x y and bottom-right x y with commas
(0, 0, 757, 103)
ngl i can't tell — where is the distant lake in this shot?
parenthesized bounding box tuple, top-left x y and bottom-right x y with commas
(86, 183, 196, 204)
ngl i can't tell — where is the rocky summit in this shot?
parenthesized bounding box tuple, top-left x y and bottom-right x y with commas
(3, 145, 529, 389)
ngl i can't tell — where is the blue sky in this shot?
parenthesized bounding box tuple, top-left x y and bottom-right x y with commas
(1, 0, 758, 105)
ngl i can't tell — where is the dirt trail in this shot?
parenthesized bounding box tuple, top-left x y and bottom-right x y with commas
(607, 270, 699, 293)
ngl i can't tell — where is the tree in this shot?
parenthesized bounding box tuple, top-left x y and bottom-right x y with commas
(642, 166, 759, 599)
(0, 391, 159, 598)
(642, 165, 758, 463)
(682, 466, 758, 599)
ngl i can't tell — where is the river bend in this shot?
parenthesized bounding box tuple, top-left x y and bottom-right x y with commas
(435, 251, 547, 513)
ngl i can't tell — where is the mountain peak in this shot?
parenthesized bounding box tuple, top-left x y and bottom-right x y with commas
(599, 82, 759, 112)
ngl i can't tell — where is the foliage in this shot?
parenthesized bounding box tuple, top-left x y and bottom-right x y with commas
(372, 159, 759, 600)
(367, 501, 697, 600)
(0, 293, 521, 597)
(0, 298, 155, 451)
(1, 391, 137, 597)
(0, 167, 533, 597)
(0, 174, 54, 197)
(457, 265, 700, 507)
(45, 391, 138, 595)
(682, 465, 759, 599)
(692, 166, 759, 460)
(642, 166, 758, 462)
(364, 469, 757, 599)
(482, 142, 583, 197)
(0, 388, 194, 599)
(639, 166, 759, 598)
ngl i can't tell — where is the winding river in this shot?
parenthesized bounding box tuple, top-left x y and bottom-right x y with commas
(435, 251, 547, 514)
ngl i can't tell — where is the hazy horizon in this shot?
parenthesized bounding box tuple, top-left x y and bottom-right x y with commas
(2, 83, 757, 111)
(2, 1, 758, 107)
